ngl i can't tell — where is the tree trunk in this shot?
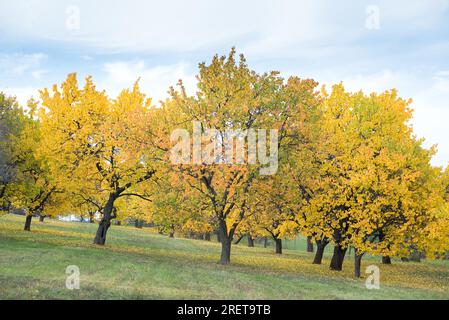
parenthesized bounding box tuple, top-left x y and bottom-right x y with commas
(39, 215, 45, 222)
(275, 238, 282, 254)
(24, 215, 33, 231)
(218, 220, 232, 265)
(204, 232, 211, 241)
(89, 212, 94, 223)
(313, 240, 328, 264)
(354, 251, 364, 278)
(247, 235, 254, 247)
(330, 245, 347, 271)
(264, 237, 268, 248)
(216, 231, 222, 243)
(220, 237, 232, 265)
(93, 193, 116, 245)
(169, 231, 174, 238)
(306, 236, 314, 252)
(401, 257, 409, 262)
(382, 256, 392, 264)
(135, 219, 142, 228)
(410, 250, 423, 262)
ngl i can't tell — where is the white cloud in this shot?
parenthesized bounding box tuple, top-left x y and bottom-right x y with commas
(0, 53, 47, 77)
(31, 69, 49, 80)
(1, 0, 446, 55)
(101, 60, 197, 105)
(1, 86, 40, 107)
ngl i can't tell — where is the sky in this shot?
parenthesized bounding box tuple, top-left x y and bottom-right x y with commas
(1, 0, 448, 167)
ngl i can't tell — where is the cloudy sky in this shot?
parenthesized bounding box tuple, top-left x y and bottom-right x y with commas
(1, 0, 448, 167)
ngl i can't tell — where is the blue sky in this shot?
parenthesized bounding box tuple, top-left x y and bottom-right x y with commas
(1, 0, 449, 167)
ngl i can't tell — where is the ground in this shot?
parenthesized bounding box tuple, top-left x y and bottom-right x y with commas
(0, 214, 448, 299)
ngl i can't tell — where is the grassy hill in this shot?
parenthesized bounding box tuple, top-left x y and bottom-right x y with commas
(0, 214, 448, 300)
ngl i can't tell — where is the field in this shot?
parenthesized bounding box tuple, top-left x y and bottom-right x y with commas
(0, 214, 448, 300)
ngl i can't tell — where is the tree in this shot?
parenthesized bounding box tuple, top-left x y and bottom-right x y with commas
(38, 74, 160, 244)
(8, 99, 62, 230)
(0, 93, 26, 211)
(303, 84, 446, 274)
(245, 76, 321, 256)
(161, 49, 284, 264)
(246, 166, 298, 254)
(162, 49, 317, 264)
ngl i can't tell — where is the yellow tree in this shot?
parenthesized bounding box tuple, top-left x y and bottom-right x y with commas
(413, 167, 449, 260)
(304, 84, 446, 274)
(246, 164, 299, 254)
(162, 49, 291, 264)
(340, 89, 444, 276)
(39, 74, 160, 244)
(150, 171, 193, 237)
(8, 100, 63, 230)
(0, 93, 27, 211)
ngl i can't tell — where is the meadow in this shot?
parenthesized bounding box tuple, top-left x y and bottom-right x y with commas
(0, 214, 448, 300)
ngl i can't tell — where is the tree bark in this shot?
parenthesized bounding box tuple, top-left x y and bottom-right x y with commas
(24, 215, 33, 231)
(264, 237, 268, 248)
(204, 232, 211, 241)
(93, 193, 116, 245)
(39, 215, 45, 222)
(382, 256, 392, 264)
(169, 231, 174, 238)
(135, 219, 142, 228)
(313, 239, 329, 264)
(354, 251, 364, 278)
(218, 219, 233, 265)
(275, 238, 282, 254)
(220, 237, 232, 265)
(247, 235, 254, 247)
(306, 236, 314, 252)
(329, 245, 347, 271)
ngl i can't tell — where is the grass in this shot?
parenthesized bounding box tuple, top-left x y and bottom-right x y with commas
(0, 214, 448, 299)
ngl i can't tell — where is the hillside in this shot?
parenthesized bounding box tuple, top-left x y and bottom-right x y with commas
(0, 214, 448, 299)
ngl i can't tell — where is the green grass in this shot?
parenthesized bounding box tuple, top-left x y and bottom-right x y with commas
(0, 214, 448, 300)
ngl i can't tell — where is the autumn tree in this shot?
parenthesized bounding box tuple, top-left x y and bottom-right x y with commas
(39, 74, 160, 244)
(7, 99, 62, 230)
(162, 49, 294, 264)
(246, 166, 298, 254)
(300, 84, 447, 275)
(0, 93, 26, 211)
